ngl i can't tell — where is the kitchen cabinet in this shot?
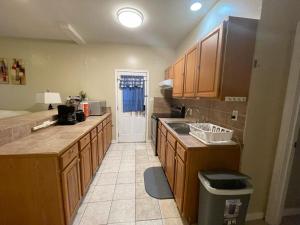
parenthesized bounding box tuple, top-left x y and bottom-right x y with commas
(165, 142, 175, 191)
(98, 131, 104, 164)
(80, 143, 92, 195)
(91, 136, 98, 175)
(61, 157, 81, 225)
(107, 121, 112, 149)
(166, 16, 257, 100)
(165, 66, 174, 79)
(160, 131, 167, 168)
(103, 124, 107, 153)
(184, 44, 199, 97)
(174, 155, 185, 212)
(173, 56, 185, 97)
(157, 127, 161, 159)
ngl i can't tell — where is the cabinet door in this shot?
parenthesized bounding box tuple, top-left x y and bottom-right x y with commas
(184, 45, 199, 97)
(98, 131, 104, 165)
(61, 157, 81, 225)
(103, 125, 107, 154)
(173, 57, 185, 97)
(157, 128, 161, 159)
(91, 137, 98, 175)
(107, 122, 112, 148)
(160, 133, 166, 169)
(174, 156, 186, 212)
(80, 144, 92, 195)
(196, 24, 224, 97)
(165, 142, 175, 191)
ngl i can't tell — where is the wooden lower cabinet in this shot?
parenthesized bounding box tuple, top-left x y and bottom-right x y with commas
(103, 125, 107, 153)
(98, 131, 104, 164)
(61, 157, 82, 225)
(160, 132, 166, 168)
(91, 136, 98, 175)
(80, 143, 92, 195)
(157, 128, 161, 158)
(174, 156, 185, 212)
(165, 142, 175, 191)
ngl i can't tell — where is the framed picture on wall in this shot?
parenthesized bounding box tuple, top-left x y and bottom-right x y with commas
(0, 58, 9, 84)
(10, 58, 26, 85)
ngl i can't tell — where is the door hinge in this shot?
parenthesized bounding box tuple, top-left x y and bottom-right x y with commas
(294, 142, 297, 148)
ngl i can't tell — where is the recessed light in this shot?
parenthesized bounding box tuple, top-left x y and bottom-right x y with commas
(117, 7, 143, 28)
(190, 2, 202, 11)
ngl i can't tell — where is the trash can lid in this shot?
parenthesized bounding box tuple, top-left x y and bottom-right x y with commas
(200, 171, 250, 182)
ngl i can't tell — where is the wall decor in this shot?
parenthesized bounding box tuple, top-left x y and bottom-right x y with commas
(10, 58, 26, 85)
(0, 58, 9, 84)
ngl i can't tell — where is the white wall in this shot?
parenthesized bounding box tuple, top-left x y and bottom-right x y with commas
(0, 38, 175, 139)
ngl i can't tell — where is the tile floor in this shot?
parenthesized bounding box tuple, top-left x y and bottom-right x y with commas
(71, 142, 276, 225)
(72, 142, 188, 225)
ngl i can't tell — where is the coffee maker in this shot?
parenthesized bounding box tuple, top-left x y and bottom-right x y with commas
(57, 105, 77, 125)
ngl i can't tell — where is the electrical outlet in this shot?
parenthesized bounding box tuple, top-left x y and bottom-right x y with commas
(231, 110, 238, 121)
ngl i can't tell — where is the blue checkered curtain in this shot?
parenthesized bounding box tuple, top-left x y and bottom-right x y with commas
(120, 75, 145, 112)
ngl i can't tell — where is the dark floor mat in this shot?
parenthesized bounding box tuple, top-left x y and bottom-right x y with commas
(144, 166, 173, 199)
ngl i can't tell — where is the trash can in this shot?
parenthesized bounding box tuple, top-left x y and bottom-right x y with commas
(198, 171, 253, 225)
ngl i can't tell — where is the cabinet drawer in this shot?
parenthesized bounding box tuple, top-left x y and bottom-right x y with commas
(167, 132, 176, 149)
(176, 143, 186, 161)
(97, 123, 103, 132)
(161, 125, 167, 136)
(91, 128, 97, 139)
(79, 133, 90, 150)
(60, 143, 79, 169)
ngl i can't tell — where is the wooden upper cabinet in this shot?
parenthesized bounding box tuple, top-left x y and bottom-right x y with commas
(196, 23, 224, 97)
(61, 157, 81, 225)
(184, 44, 199, 97)
(173, 57, 186, 97)
(195, 17, 258, 99)
(165, 66, 174, 80)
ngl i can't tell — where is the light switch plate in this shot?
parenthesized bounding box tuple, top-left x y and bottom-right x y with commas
(231, 110, 238, 121)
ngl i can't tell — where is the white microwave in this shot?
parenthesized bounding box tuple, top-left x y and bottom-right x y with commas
(87, 100, 106, 116)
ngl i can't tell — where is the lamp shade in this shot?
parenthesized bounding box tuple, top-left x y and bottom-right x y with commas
(36, 92, 62, 104)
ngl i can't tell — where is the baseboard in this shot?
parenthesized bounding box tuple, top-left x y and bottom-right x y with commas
(246, 212, 265, 221)
(283, 208, 300, 216)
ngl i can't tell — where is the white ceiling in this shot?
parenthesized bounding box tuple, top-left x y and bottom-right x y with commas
(0, 0, 219, 48)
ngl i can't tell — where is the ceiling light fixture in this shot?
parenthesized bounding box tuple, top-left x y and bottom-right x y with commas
(117, 7, 143, 28)
(190, 1, 202, 11)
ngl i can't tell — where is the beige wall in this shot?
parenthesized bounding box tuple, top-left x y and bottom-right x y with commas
(242, 0, 300, 216)
(176, 0, 262, 56)
(0, 38, 175, 139)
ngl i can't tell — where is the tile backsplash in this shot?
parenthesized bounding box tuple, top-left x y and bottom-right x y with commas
(172, 98, 247, 144)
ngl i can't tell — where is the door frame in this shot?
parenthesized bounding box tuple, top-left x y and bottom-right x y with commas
(115, 69, 150, 143)
(266, 22, 300, 225)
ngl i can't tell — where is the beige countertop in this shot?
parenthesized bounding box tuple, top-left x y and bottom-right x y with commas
(0, 113, 110, 156)
(159, 118, 238, 149)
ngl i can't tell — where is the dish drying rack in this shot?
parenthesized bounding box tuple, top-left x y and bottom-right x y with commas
(188, 123, 234, 145)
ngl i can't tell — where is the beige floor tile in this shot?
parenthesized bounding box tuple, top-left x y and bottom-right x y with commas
(72, 203, 87, 225)
(108, 199, 135, 223)
(99, 163, 120, 173)
(117, 171, 136, 184)
(136, 220, 163, 225)
(162, 218, 187, 225)
(97, 172, 118, 185)
(136, 182, 150, 199)
(80, 201, 111, 225)
(136, 170, 145, 183)
(159, 199, 180, 218)
(113, 183, 135, 200)
(119, 162, 135, 172)
(136, 198, 161, 221)
(90, 184, 115, 202)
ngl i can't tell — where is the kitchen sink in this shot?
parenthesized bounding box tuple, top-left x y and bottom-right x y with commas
(167, 122, 190, 135)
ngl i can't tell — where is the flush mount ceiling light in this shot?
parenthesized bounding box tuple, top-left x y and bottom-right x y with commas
(190, 1, 202, 11)
(117, 7, 143, 28)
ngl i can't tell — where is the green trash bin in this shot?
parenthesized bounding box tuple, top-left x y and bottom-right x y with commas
(198, 171, 253, 225)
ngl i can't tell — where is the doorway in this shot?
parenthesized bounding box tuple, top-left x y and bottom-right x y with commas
(115, 69, 149, 143)
(266, 22, 300, 225)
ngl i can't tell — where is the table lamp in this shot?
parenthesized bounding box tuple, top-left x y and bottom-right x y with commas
(36, 91, 62, 110)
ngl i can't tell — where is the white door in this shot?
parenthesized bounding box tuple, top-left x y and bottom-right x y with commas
(116, 70, 148, 143)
